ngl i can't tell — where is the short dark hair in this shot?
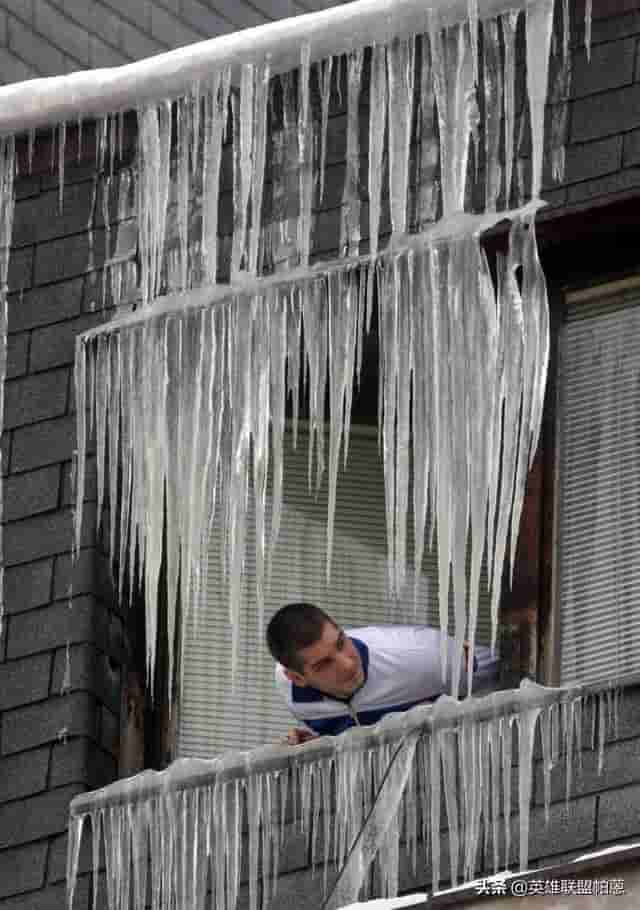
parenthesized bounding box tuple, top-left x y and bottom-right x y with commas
(266, 602, 336, 672)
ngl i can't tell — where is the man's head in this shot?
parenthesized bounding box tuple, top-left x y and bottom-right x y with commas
(266, 602, 365, 699)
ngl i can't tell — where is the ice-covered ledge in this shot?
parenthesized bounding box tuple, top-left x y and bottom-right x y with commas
(70, 680, 574, 818)
(77, 203, 544, 344)
(0, 0, 536, 136)
(67, 679, 630, 909)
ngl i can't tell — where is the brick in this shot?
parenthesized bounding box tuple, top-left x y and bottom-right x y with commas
(29, 311, 107, 372)
(116, 16, 165, 61)
(1, 693, 95, 755)
(4, 559, 53, 615)
(623, 128, 640, 166)
(100, 703, 120, 756)
(270, 863, 337, 910)
(0, 877, 90, 910)
(0, 842, 47, 899)
(50, 736, 117, 789)
(11, 415, 77, 472)
(244, 0, 306, 20)
(8, 277, 83, 333)
(598, 782, 640, 842)
(563, 135, 623, 185)
(34, 228, 106, 286)
(7, 246, 33, 294)
(0, 47, 37, 87)
(573, 9, 640, 48)
(570, 37, 637, 99)
(6, 333, 28, 379)
(4, 368, 69, 429)
(13, 181, 96, 248)
(566, 166, 640, 204)
(149, 5, 201, 48)
(3, 465, 61, 522)
(1, 433, 10, 478)
(614, 686, 640, 739)
(3, 505, 96, 568)
(534, 735, 640, 805)
(53, 548, 97, 600)
(0, 653, 51, 711)
(51, 642, 121, 713)
(523, 796, 596, 865)
(0, 748, 50, 807)
(6, 593, 105, 660)
(89, 33, 129, 68)
(6, 14, 67, 77)
(14, 174, 41, 202)
(571, 82, 640, 143)
(192, 0, 265, 30)
(33, 0, 90, 66)
(0, 784, 84, 848)
(178, 0, 233, 36)
(100, 0, 150, 33)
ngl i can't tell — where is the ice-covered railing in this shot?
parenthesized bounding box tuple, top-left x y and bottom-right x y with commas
(66, 680, 624, 910)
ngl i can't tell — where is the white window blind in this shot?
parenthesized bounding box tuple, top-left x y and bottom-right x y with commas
(178, 424, 493, 758)
(557, 283, 640, 686)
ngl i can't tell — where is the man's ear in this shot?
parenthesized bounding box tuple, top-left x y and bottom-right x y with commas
(284, 668, 307, 687)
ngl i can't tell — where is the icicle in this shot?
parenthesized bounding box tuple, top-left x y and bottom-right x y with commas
(297, 44, 313, 266)
(58, 120, 67, 214)
(202, 67, 231, 285)
(368, 44, 387, 256)
(467, 0, 479, 85)
(27, 128, 35, 173)
(340, 49, 363, 257)
(249, 61, 271, 275)
(318, 57, 333, 205)
(416, 34, 439, 228)
(585, 0, 592, 61)
(66, 813, 85, 910)
(430, 18, 474, 215)
(502, 11, 519, 207)
(483, 19, 503, 211)
(176, 95, 191, 291)
(525, 0, 555, 199)
(386, 36, 415, 235)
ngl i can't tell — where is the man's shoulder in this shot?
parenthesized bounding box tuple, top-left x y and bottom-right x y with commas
(350, 624, 442, 653)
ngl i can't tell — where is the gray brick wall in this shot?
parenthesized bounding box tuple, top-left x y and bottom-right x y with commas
(0, 153, 125, 910)
(536, 0, 640, 209)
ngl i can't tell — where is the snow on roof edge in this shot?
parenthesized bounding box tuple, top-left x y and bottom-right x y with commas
(0, 0, 525, 136)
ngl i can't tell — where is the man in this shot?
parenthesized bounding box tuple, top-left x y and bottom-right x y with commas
(266, 602, 498, 744)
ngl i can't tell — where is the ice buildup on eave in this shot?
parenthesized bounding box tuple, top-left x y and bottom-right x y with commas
(0, 0, 587, 693)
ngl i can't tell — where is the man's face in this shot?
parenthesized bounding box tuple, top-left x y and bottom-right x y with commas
(285, 621, 365, 699)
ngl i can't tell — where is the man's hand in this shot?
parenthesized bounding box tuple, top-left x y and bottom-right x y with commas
(284, 727, 317, 746)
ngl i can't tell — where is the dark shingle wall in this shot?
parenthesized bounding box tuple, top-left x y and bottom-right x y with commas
(0, 152, 125, 910)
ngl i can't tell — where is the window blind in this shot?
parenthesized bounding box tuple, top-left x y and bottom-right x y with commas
(178, 424, 493, 757)
(557, 285, 640, 686)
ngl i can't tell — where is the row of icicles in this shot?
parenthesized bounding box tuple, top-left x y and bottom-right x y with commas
(74, 210, 548, 699)
(67, 686, 621, 910)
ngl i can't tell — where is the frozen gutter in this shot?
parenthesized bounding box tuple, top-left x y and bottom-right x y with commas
(1, 0, 527, 136)
(70, 680, 578, 818)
